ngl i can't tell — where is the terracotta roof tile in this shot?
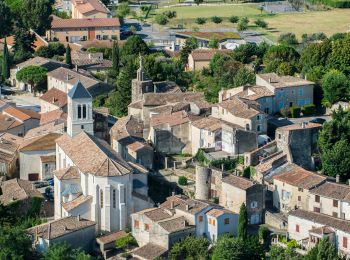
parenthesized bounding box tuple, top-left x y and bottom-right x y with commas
(20, 133, 62, 151)
(0, 179, 43, 205)
(40, 155, 56, 163)
(51, 18, 120, 29)
(161, 195, 210, 215)
(0, 114, 22, 131)
(273, 163, 326, 189)
(40, 88, 67, 108)
(190, 49, 231, 61)
(72, 0, 110, 14)
(132, 243, 167, 260)
(127, 141, 152, 152)
(222, 175, 255, 190)
(110, 115, 144, 141)
(277, 122, 321, 131)
(27, 216, 96, 239)
(25, 121, 65, 138)
(142, 208, 172, 222)
(233, 85, 275, 101)
(150, 110, 202, 127)
(206, 208, 232, 217)
(3, 106, 31, 121)
(258, 73, 314, 88)
(158, 216, 192, 233)
(218, 97, 262, 119)
(310, 182, 350, 202)
(40, 110, 67, 125)
(16, 57, 67, 71)
(97, 230, 128, 244)
(54, 166, 80, 180)
(143, 92, 205, 107)
(62, 195, 92, 211)
(56, 132, 132, 176)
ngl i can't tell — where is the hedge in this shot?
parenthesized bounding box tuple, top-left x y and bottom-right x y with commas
(307, 0, 350, 8)
(302, 104, 316, 116)
(290, 106, 301, 118)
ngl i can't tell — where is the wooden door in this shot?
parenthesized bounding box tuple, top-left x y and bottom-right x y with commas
(88, 28, 95, 40)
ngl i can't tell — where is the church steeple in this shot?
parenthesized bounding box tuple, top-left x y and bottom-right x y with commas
(136, 53, 146, 81)
(67, 80, 94, 137)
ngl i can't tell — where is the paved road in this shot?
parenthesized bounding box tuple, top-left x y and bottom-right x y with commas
(288, 115, 331, 124)
(1, 85, 41, 112)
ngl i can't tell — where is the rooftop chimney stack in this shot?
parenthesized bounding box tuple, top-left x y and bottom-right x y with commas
(336, 174, 340, 183)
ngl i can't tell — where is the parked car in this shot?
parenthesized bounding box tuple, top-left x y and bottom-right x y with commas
(309, 118, 326, 124)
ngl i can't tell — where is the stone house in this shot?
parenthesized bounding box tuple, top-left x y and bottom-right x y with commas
(212, 96, 267, 134)
(40, 110, 68, 126)
(72, 51, 113, 74)
(0, 178, 44, 215)
(71, 0, 111, 19)
(272, 163, 326, 213)
(131, 195, 236, 252)
(27, 216, 96, 253)
(47, 17, 120, 43)
(47, 67, 112, 97)
(131, 243, 168, 260)
(19, 132, 62, 181)
(110, 115, 153, 170)
(190, 116, 257, 156)
(149, 110, 201, 155)
(0, 106, 41, 136)
(288, 209, 350, 257)
(308, 181, 350, 220)
(0, 133, 23, 177)
(10, 57, 68, 91)
(220, 175, 264, 224)
(187, 49, 231, 71)
(40, 88, 68, 113)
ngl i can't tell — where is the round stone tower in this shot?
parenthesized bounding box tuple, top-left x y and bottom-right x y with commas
(195, 165, 211, 200)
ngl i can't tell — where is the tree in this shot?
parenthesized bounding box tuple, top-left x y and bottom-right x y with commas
(1, 39, 10, 81)
(121, 35, 149, 63)
(65, 44, 72, 67)
(212, 234, 263, 260)
(208, 38, 219, 49)
(115, 234, 137, 250)
(0, 0, 13, 38)
(263, 45, 299, 73)
(254, 19, 267, 28)
(268, 245, 301, 260)
(288, 0, 304, 11)
(178, 176, 188, 186)
(211, 16, 222, 24)
(111, 40, 120, 75)
(16, 65, 47, 94)
(194, 0, 203, 5)
(12, 28, 36, 62)
(300, 40, 332, 74)
(317, 237, 341, 260)
(238, 203, 248, 240)
(0, 226, 33, 259)
(321, 69, 349, 105)
(180, 37, 198, 65)
(229, 15, 239, 24)
(116, 2, 130, 18)
(278, 33, 298, 45)
(195, 17, 206, 25)
(20, 0, 53, 35)
(100, 0, 110, 6)
(155, 13, 168, 25)
(43, 242, 92, 260)
(237, 20, 248, 31)
(169, 236, 209, 260)
(326, 36, 350, 75)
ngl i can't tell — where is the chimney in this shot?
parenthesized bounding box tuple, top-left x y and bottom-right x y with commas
(336, 174, 340, 183)
(304, 74, 307, 80)
(221, 163, 224, 171)
(47, 222, 51, 239)
(75, 64, 78, 71)
(170, 201, 174, 209)
(77, 215, 80, 221)
(185, 204, 190, 211)
(157, 202, 160, 208)
(301, 122, 306, 129)
(269, 77, 272, 83)
(172, 191, 175, 196)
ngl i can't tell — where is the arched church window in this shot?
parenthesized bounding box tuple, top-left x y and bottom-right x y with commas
(83, 104, 87, 118)
(78, 105, 82, 119)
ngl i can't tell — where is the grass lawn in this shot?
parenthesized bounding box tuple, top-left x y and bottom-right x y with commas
(153, 4, 350, 42)
(261, 9, 350, 41)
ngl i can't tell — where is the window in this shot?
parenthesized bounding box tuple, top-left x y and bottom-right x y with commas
(100, 189, 104, 208)
(314, 207, 320, 213)
(315, 195, 320, 203)
(134, 220, 139, 228)
(333, 200, 338, 207)
(212, 219, 216, 226)
(298, 188, 304, 192)
(77, 105, 82, 119)
(81, 125, 84, 129)
(144, 224, 150, 231)
(298, 196, 301, 202)
(299, 88, 304, 96)
(257, 115, 261, 120)
(296, 224, 300, 233)
(245, 124, 250, 130)
(282, 190, 290, 200)
(224, 218, 230, 225)
(343, 237, 348, 249)
(297, 100, 305, 106)
(113, 189, 116, 208)
(250, 201, 257, 209)
(257, 125, 261, 132)
(83, 104, 87, 118)
(332, 212, 338, 218)
(208, 218, 212, 225)
(199, 216, 203, 222)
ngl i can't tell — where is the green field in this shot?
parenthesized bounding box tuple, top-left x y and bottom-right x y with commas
(154, 4, 350, 42)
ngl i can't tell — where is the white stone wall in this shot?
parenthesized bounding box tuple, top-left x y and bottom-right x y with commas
(308, 194, 343, 219)
(48, 76, 74, 93)
(20, 150, 55, 180)
(67, 97, 94, 137)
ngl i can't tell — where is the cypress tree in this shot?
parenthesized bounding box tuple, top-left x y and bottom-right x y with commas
(65, 44, 72, 68)
(2, 39, 10, 81)
(112, 40, 120, 75)
(238, 203, 248, 240)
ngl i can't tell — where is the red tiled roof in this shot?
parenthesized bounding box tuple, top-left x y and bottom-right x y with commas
(40, 88, 67, 108)
(51, 18, 120, 29)
(3, 106, 40, 121)
(40, 109, 67, 125)
(72, 0, 110, 14)
(190, 49, 231, 61)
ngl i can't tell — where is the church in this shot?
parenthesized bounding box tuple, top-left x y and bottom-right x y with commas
(54, 81, 152, 232)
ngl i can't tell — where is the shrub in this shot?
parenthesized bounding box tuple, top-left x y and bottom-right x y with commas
(278, 33, 298, 45)
(258, 226, 271, 241)
(178, 176, 188, 186)
(195, 149, 209, 165)
(195, 17, 206, 25)
(290, 106, 301, 118)
(155, 14, 168, 25)
(208, 38, 219, 49)
(254, 19, 267, 28)
(116, 234, 137, 250)
(240, 17, 249, 24)
(286, 239, 299, 248)
(210, 158, 238, 172)
(211, 16, 222, 24)
(280, 107, 290, 117)
(302, 104, 316, 116)
(237, 18, 249, 31)
(163, 10, 177, 19)
(229, 15, 239, 23)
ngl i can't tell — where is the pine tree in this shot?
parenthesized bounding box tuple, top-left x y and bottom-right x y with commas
(317, 237, 340, 260)
(111, 40, 120, 76)
(2, 39, 10, 81)
(65, 44, 72, 68)
(238, 203, 248, 240)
